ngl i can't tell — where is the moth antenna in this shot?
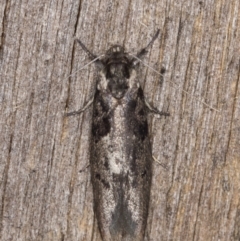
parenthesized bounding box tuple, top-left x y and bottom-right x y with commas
(63, 55, 103, 82)
(137, 29, 160, 58)
(129, 53, 219, 112)
(132, 29, 160, 66)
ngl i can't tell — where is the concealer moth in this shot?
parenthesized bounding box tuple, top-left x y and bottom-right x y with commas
(66, 30, 169, 241)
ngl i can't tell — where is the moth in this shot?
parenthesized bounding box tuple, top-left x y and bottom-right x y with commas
(66, 30, 169, 241)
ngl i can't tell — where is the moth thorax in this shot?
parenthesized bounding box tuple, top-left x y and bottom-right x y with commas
(107, 76, 128, 99)
(108, 64, 130, 78)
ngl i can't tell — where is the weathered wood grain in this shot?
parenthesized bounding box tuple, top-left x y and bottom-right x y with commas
(0, 0, 239, 240)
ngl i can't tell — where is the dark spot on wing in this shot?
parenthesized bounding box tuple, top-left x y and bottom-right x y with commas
(104, 158, 109, 170)
(127, 99, 137, 110)
(126, 87, 149, 141)
(92, 90, 111, 142)
(137, 87, 144, 99)
(138, 121, 148, 140)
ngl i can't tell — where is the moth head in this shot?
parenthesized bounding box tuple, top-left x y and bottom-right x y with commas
(104, 45, 129, 64)
(101, 45, 132, 99)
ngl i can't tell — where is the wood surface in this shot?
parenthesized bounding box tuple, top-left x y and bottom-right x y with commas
(0, 0, 239, 240)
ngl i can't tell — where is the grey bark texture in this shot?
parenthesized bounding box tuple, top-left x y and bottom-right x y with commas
(0, 0, 239, 240)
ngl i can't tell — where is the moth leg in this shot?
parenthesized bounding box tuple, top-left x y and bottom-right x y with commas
(145, 99, 170, 116)
(131, 29, 160, 66)
(65, 96, 94, 116)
